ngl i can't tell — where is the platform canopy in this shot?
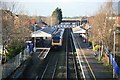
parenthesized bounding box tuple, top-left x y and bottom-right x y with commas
(31, 27, 57, 38)
(72, 26, 86, 34)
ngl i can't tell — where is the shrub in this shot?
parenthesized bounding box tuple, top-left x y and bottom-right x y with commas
(7, 40, 24, 60)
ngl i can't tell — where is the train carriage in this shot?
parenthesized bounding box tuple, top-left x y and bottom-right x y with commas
(52, 29, 64, 47)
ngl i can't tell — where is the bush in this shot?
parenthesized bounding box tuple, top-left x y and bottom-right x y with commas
(7, 40, 24, 59)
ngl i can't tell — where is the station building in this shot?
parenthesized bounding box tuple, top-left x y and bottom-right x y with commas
(31, 27, 57, 49)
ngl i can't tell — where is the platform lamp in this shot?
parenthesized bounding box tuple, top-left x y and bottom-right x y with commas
(33, 23, 37, 53)
(31, 19, 37, 53)
(113, 25, 117, 78)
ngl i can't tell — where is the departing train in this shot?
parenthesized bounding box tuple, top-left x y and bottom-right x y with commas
(51, 29, 64, 47)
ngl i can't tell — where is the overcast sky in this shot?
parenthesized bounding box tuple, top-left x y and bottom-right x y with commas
(2, 0, 120, 17)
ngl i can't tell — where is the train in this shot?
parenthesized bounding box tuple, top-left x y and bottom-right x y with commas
(51, 29, 64, 47)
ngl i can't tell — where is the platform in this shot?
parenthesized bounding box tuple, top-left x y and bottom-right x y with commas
(72, 33, 113, 79)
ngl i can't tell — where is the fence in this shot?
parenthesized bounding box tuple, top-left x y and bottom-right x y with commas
(2, 48, 30, 78)
(94, 48, 120, 78)
(110, 54, 120, 78)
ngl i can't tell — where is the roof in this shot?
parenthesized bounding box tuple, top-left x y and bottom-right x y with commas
(72, 26, 86, 34)
(40, 27, 56, 34)
(31, 27, 57, 37)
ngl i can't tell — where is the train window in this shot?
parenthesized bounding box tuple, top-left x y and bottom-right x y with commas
(53, 39, 60, 43)
(53, 37, 60, 43)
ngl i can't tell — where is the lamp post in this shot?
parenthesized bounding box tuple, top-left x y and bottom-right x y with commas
(33, 24, 37, 52)
(112, 16, 117, 78)
(113, 31, 116, 59)
(113, 30, 116, 78)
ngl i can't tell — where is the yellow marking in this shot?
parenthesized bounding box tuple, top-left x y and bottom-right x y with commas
(80, 47, 96, 80)
(52, 40, 61, 45)
(52, 43, 61, 45)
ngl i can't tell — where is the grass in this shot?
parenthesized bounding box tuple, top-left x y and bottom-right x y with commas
(101, 55, 113, 71)
(95, 53, 113, 72)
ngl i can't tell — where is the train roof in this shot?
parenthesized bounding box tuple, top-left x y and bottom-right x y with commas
(52, 29, 64, 38)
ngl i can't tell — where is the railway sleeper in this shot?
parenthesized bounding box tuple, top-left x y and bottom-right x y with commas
(57, 72, 66, 78)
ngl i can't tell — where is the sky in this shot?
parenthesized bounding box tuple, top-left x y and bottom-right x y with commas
(2, 0, 119, 17)
(22, 1, 103, 17)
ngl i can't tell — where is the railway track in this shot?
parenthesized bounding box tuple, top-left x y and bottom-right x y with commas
(36, 51, 59, 80)
(20, 29, 67, 79)
(66, 28, 80, 79)
(6, 28, 82, 79)
(37, 29, 70, 79)
(36, 29, 67, 79)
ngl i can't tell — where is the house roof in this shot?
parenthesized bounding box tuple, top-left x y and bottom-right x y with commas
(72, 26, 86, 34)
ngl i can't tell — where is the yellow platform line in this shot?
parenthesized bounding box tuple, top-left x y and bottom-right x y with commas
(80, 47, 96, 80)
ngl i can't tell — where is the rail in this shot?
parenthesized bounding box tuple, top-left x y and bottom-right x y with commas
(66, 29, 68, 79)
(36, 51, 59, 80)
(69, 35, 78, 79)
(66, 29, 79, 79)
(52, 57, 59, 79)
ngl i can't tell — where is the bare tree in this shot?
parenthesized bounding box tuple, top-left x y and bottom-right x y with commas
(1, 1, 31, 41)
(90, 0, 115, 51)
(1, 2, 19, 13)
(13, 14, 31, 41)
(0, 1, 32, 59)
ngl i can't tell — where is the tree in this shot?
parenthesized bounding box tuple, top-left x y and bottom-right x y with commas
(90, 0, 115, 51)
(51, 7, 62, 25)
(0, 2, 31, 60)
